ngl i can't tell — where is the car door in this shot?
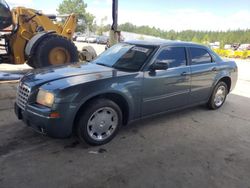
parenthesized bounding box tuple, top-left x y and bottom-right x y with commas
(189, 47, 218, 103)
(142, 46, 191, 116)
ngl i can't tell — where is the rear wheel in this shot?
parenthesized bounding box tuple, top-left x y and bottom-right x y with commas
(207, 81, 228, 110)
(29, 35, 78, 68)
(76, 99, 122, 145)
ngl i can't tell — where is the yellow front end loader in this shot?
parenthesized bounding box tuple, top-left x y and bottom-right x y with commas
(0, 0, 96, 68)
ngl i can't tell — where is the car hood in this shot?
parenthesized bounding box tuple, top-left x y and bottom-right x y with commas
(21, 63, 122, 87)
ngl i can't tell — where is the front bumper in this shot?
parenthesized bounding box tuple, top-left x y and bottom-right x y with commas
(14, 102, 75, 138)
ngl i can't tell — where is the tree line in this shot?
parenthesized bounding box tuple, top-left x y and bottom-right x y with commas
(119, 22, 250, 46)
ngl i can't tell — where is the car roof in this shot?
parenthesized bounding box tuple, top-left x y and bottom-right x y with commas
(125, 39, 207, 48)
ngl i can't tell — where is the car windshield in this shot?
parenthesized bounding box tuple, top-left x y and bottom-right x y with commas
(92, 43, 155, 72)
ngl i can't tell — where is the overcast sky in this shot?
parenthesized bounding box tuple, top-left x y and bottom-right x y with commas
(6, 0, 250, 31)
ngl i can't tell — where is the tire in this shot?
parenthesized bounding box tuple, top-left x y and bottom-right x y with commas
(207, 81, 228, 110)
(79, 46, 97, 62)
(30, 34, 78, 68)
(76, 99, 122, 145)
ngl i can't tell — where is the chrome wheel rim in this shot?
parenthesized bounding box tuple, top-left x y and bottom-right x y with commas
(87, 107, 118, 141)
(214, 85, 226, 107)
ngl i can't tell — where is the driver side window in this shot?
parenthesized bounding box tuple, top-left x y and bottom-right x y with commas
(156, 47, 187, 68)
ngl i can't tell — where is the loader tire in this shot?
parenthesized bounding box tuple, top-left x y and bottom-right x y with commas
(79, 46, 97, 62)
(30, 35, 78, 68)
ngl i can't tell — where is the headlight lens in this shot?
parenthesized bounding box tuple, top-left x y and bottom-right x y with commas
(36, 89, 54, 107)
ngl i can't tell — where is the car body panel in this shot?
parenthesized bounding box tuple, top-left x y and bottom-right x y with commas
(189, 62, 218, 103)
(142, 66, 191, 116)
(76, 35, 86, 42)
(15, 40, 238, 138)
(97, 36, 109, 44)
(86, 35, 98, 43)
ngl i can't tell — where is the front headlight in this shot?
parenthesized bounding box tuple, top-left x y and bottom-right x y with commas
(36, 89, 54, 108)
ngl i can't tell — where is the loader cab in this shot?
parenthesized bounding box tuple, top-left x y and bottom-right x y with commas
(0, 0, 12, 30)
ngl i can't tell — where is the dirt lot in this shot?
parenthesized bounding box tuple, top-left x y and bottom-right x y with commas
(0, 48, 250, 187)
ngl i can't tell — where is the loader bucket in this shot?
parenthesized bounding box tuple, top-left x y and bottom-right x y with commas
(0, 0, 12, 30)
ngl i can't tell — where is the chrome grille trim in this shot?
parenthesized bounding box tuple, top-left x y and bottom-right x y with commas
(16, 83, 31, 110)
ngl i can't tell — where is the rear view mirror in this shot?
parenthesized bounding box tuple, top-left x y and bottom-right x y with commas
(150, 60, 169, 70)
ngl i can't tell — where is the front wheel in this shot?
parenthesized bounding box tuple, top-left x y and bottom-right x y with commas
(207, 82, 228, 110)
(76, 99, 122, 145)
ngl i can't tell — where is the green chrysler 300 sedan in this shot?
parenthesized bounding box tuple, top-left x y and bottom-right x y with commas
(15, 40, 238, 145)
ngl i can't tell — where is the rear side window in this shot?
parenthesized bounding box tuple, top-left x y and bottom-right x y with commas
(190, 48, 213, 65)
(156, 47, 186, 68)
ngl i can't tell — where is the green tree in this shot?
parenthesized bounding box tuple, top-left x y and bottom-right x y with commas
(118, 22, 250, 44)
(202, 34, 210, 44)
(191, 36, 200, 43)
(57, 0, 95, 32)
(97, 16, 108, 35)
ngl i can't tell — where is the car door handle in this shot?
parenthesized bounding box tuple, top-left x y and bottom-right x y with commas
(212, 67, 218, 71)
(181, 72, 188, 76)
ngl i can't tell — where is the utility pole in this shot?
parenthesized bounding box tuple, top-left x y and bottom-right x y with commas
(109, 0, 119, 46)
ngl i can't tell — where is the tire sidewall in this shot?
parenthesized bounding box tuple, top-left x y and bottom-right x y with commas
(209, 82, 228, 109)
(33, 35, 78, 68)
(77, 99, 122, 145)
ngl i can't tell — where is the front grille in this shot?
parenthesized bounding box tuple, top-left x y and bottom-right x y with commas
(16, 83, 31, 110)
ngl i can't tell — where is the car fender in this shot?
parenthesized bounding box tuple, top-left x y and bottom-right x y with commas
(73, 87, 135, 123)
(209, 70, 231, 96)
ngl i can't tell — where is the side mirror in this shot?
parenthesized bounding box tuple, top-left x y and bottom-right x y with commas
(150, 60, 169, 71)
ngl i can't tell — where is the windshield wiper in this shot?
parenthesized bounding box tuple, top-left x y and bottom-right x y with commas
(96, 62, 111, 68)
